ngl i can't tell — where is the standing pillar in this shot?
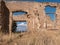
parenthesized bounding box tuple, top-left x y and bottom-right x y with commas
(9, 12, 13, 38)
(0, 1, 1, 31)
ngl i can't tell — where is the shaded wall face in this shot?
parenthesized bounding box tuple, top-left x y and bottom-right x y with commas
(0, 1, 1, 30)
(1, 1, 9, 33)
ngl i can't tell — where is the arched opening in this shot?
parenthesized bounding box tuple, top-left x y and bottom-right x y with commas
(45, 5, 56, 21)
(12, 11, 27, 16)
(45, 5, 56, 29)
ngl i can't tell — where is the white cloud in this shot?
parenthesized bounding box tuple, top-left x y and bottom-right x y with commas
(17, 23, 27, 26)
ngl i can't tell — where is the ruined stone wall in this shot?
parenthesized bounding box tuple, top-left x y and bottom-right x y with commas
(1, 1, 60, 34)
(6, 2, 60, 29)
(56, 6, 60, 29)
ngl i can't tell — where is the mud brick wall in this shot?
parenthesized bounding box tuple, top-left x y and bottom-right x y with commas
(0, 0, 60, 34)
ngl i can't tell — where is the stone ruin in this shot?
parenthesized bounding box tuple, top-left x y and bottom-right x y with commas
(0, 0, 60, 35)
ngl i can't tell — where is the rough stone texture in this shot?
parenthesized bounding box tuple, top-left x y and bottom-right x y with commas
(1, 0, 9, 33)
(0, 1, 60, 33)
(0, 0, 60, 45)
(3, 1, 60, 32)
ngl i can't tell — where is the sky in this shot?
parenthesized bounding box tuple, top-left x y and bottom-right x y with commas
(13, 11, 26, 16)
(45, 6, 56, 21)
(5, 0, 60, 3)
(16, 22, 27, 32)
(35, 0, 60, 3)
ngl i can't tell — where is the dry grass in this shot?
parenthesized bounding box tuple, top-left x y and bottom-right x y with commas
(0, 29, 60, 45)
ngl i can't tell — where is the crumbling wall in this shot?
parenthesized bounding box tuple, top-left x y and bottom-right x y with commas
(1, 0, 10, 33)
(56, 6, 60, 29)
(0, 1, 60, 34)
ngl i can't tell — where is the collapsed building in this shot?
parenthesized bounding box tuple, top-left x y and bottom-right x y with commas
(0, 0, 60, 35)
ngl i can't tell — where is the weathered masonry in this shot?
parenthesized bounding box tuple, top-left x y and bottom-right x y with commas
(0, 0, 60, 34)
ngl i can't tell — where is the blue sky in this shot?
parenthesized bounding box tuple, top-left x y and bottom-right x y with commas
(13, 11, 26, 16)
(15, 0, 60, 3)
(35, 0, 60, 3)
(16, 22, 27, 32)
(15, 22, 27, 32)
(6, 0, 60, 3)
(45, 6, 56, 21)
